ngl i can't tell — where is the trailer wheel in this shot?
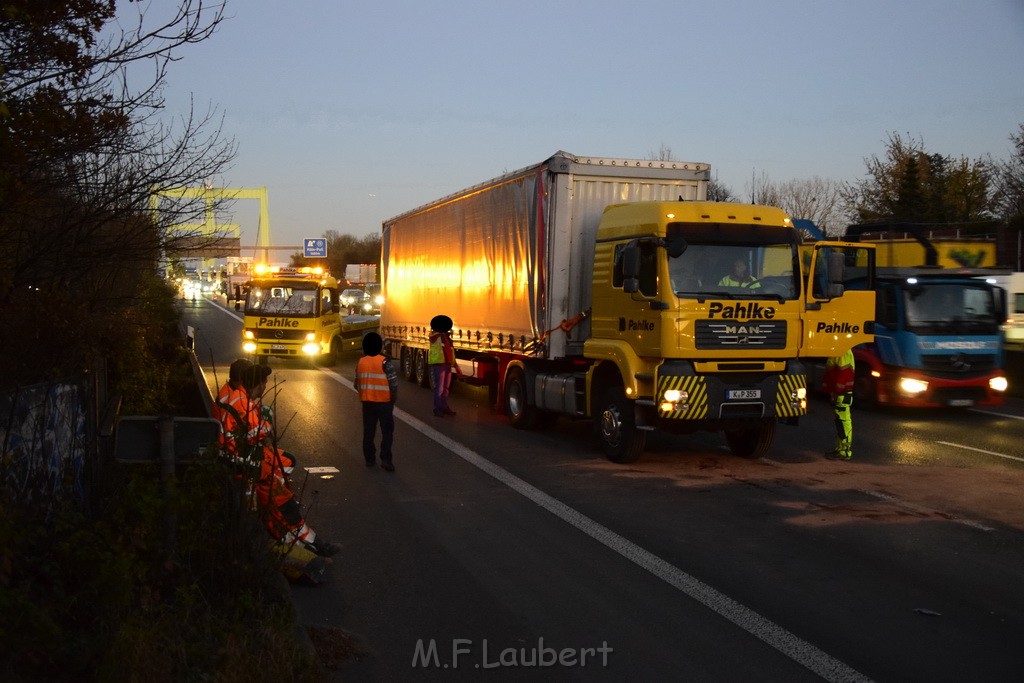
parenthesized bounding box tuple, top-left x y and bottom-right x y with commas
(725, 419, 775, 459)
(594, 387, 645, 463)
(505, 367, 542, 429)
(414, 349, 431, 387)
(400, 346, 416, 382)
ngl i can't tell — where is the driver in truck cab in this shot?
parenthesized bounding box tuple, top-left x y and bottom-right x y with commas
(719, 259, 760, 288)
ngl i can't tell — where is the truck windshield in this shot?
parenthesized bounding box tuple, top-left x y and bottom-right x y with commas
(667, 242, 799, 301)
(903, 282, 1001, 334)
(246, 285, 318, 316)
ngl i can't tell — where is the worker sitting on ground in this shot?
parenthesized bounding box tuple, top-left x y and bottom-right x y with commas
(235, 365, 340, 584)
(213, 358, 257, 469)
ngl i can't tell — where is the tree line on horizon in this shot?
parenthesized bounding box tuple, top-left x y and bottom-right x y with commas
(658, 131, 1024, 238)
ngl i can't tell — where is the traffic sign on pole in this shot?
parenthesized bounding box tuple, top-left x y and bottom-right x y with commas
(304, 238, 327, 258)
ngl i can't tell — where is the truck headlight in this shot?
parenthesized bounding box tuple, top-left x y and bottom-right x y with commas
(899, 377, 928, 395)
(243, 330, 255, 340)
(242, 341, 257, 353)
(990, 376, 1008, 392)
(660, 388, 689, 412)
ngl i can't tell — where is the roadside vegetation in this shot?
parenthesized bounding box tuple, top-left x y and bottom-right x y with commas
(0, 3, 322, 680)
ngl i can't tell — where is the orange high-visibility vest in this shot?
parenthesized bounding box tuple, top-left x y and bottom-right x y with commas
(357, 355, 392, 402)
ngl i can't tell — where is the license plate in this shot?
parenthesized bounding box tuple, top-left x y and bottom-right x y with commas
(727, 389, 761, 400)
(271, 344, 286, 351)
(948, 399, 974, 407)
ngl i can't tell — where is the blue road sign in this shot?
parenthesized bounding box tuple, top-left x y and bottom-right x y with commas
(304, 238, 327, 258)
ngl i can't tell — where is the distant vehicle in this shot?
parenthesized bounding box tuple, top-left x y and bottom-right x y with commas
(340, 288, 373, 313)
(990, 272, 1024, 343)
(364, 283, 384, 313)
(802, 221, 1009, 408)
(345, 263, 377, 284)
(240, 266, 348, 365)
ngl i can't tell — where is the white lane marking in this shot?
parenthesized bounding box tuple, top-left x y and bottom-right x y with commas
(204, 297, 244, 322)
(937, 440, 1024, 465)
(322, 369, 869, 682)
(969, 408, 1024, 421)
(860, 490, 994, 532)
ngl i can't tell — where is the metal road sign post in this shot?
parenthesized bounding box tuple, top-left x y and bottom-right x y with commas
(304, 238, 327, 258)
(114, 415, 220, 464)
(113, 415, 221, 558)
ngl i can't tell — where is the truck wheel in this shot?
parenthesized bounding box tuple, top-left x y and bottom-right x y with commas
(725, 419, 775, 459)
(505, 367, 543, 429)
(400, 346, 416, 382)
(318, 339, 339, 367)
(414, 349, 431, 387)
(594, 387, 645, 463)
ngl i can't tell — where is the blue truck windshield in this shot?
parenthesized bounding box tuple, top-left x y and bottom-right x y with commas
(903, 283, 1001, 334)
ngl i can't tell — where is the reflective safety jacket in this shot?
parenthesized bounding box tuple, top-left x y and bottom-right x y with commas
(428, 332, 456, 365)
(356, 355, 396, 402)
(718, 275, 760, 288)
(215, 384, 270, 464)
(823, 349, 855, 395)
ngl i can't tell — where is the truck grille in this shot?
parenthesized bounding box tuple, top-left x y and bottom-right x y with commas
(920, 353, 996, 376)
(695, 320, 787, 350)
(255, 329, 307, 341)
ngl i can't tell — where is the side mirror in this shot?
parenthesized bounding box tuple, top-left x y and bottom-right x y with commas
(664, 235, 687, 259)
(234, 301, 241, 311)
(621, 244, 641, 279)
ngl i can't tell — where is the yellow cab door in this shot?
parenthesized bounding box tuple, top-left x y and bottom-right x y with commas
(800, 242, 876, 357)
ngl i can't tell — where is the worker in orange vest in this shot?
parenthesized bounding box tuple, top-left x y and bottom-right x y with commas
(355, 332, 399, 471)
(213, 358, 257, 467)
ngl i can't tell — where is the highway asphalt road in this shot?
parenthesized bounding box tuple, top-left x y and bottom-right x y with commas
(183, 295, 1024, 682)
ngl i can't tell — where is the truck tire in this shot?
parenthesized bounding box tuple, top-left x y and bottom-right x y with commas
(725, 419, 775, 459)
(318, 338, 339, 367)
(400, 346, 416, 382)
(414, 349, 431, 387)
(594, 387, 645, 463)
(505, 367, 542, 429)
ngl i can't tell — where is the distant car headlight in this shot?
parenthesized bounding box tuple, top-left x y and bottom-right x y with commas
(990, 376, 1008, 392)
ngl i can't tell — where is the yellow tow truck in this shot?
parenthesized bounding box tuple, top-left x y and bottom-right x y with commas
(238, 265, 379, 365)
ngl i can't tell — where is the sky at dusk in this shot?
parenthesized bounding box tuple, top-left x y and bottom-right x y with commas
(148, 0, 1024, 251)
